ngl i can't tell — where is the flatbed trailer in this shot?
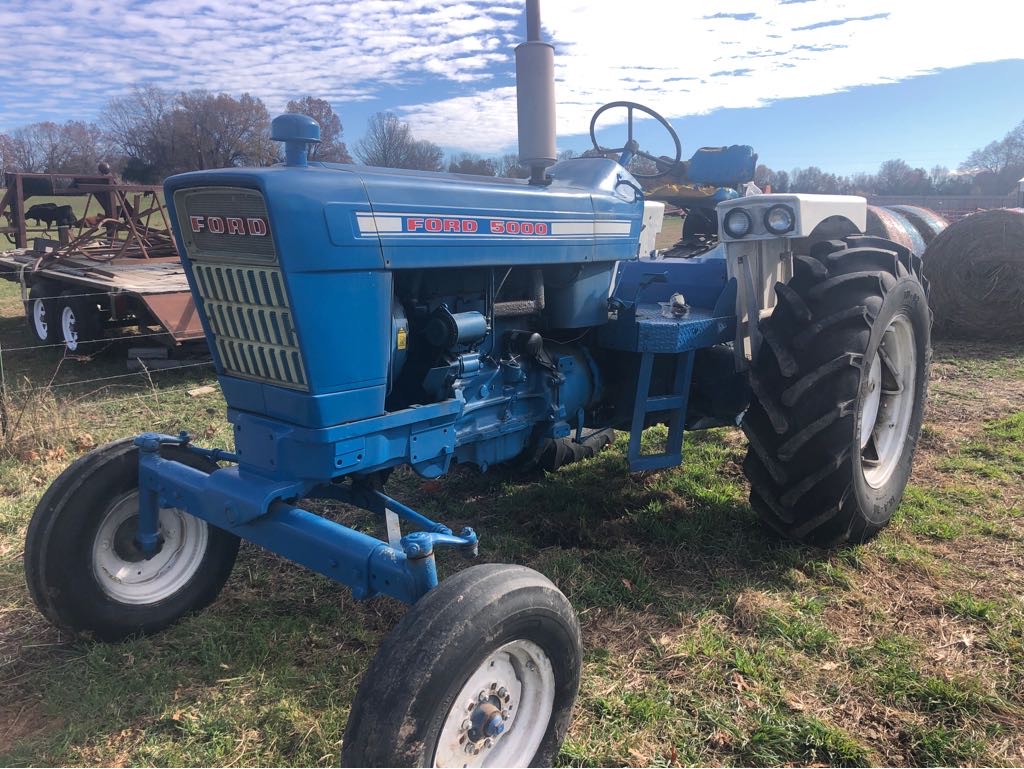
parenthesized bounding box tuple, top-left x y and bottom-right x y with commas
(0, 249, 203, 351)
(0, 171, 206, 355)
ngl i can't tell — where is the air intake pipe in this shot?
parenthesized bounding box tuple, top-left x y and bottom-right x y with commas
(516, 0, 556, 185)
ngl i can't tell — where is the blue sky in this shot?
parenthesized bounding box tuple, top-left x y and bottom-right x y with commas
(0, 0, 1020, 176)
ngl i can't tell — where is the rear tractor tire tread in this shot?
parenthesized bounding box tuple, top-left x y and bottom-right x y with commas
(742, 235, 931, 546)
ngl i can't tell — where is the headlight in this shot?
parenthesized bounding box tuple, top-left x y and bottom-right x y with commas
(723, 208, 752, 238)
(764, 204, 795, 235)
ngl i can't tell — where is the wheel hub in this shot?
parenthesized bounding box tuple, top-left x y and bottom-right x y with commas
(859, 313, 917, 488)
(433, 640, 554, 767)
(111, 516, 163, 562)
(92, 491, 209, 605)
(32, 298, 48, 338)
(61, 305, 79, 350)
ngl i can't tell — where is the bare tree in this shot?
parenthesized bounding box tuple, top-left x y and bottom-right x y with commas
(0, 120, 108, 174)
(285, 96, 352, 163)
(354, 112, 443, 171)
(407, 140, 444, 172)
(103, 87, 276, 181)
(176, 91, 276, 169)
(104, 86, 179, 181)
(495, 153, 528, 178)
(960, 119, 1024, 194)
(448, 152, 496, 176)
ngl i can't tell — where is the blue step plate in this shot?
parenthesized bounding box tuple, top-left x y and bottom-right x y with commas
(598, 304, 734, 354)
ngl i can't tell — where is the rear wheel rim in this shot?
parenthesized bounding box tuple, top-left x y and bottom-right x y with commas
(860, 313, 916, 488)
(32, 298, 48, 339)
(433, 639, 555, 768)
(91, 491, 209, 605)
(61, 305, 79, 351)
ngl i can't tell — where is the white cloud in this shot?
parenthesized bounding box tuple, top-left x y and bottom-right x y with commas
(0, 0, 518, 126)
(400, 0, 1023, 153)
(0, 0, 1018, 155)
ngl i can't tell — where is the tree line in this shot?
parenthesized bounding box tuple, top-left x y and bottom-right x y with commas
(755, 120, 1024, 197)
(2, 87, 1021, 196)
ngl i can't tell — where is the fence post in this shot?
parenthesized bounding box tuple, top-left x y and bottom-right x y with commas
(0, 340, 8, 438)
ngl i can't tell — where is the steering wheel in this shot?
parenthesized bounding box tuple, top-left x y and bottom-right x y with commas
(589, 101, 682, 179)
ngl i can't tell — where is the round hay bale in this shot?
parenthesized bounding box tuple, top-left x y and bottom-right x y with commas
(866, 205, 921, 254)
(924, 208, 1024, 339)
(888, 204, 949, 246)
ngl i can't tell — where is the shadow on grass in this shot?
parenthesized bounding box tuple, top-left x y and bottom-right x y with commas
(3, 425, 830, 765)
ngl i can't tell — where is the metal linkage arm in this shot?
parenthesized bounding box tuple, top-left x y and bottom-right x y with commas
(133, 433, 478, 605)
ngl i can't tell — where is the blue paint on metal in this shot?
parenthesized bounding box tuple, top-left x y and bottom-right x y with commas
(271, 114, 321, 167)
(625, 350, 695, 471)
(147, 137, 746, 606)
(135, 433, 476, 604)
(686, 145, 757, 188)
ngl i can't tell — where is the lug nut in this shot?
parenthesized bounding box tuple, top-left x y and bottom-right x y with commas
(501, 710, 509, 719)
(484, 738, 494, 748)
(461, 719, 472, 731)
(497, 686, 508, 699)
(478, 691, 489, 703)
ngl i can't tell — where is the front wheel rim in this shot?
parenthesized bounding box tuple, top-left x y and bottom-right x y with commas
(32, 298, 48, 339)
(859, 313, 917, 488)
(433, 639, 555, 768)
(61, 305, 79, 351)
(91, 491, 209, 605)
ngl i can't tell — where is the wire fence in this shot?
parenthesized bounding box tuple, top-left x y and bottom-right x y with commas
(0, 329, 217, 455)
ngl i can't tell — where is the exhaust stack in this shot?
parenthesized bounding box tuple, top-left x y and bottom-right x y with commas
(516, 0, 556, 185)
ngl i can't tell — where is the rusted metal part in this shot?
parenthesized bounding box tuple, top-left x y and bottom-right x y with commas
(866, 205, 921, 254)
(0, 172, 176, 257)
(140, 292, 205, 342)
(888, 205, 949, 247)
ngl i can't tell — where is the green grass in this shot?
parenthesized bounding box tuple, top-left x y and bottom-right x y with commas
(2, 280, 1024, 766)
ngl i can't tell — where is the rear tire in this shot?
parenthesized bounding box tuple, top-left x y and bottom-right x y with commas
(25, 438, 240, 640)
(342, 564, 582, 767)
(56, 289, 104, 353)
(742, 236, 931, 546)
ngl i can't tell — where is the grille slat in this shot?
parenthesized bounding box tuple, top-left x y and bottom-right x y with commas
(177, 188, 308, 391)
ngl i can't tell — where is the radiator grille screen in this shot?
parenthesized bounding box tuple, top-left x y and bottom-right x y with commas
(176, 188, 308, 390)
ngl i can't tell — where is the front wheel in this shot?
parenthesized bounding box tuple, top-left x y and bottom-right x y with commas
(24, 438, 240, 640)
(742, 236, 931, 546)
(342, 564, 582, 768)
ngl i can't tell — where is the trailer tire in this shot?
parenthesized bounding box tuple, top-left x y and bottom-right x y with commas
(24, 438, 240, 641)
(742, 236, 931, 546)
(342, 564, 581, 768)
(24, 280, 61, 344)
(56, 289, 104, 353)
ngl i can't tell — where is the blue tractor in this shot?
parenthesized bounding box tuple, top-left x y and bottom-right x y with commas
(23, 2, 930, 765)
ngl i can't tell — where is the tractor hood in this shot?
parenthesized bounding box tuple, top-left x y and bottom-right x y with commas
(164, 157, 644, 274)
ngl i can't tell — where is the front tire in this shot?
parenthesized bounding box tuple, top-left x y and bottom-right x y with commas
(742, 236, 931, 546)
(342, 564, 582, 768)
(25, 438, 240, 640)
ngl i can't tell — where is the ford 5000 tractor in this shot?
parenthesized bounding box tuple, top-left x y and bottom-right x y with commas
(24, 2, 930, 765)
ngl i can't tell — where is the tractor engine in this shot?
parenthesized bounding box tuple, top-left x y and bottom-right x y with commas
(166, 156, 644, 481)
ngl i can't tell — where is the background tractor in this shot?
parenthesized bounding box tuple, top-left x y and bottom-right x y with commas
(23, 1, 930, 765)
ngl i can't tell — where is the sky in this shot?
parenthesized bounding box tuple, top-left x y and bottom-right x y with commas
(0, 0, 1021, 176)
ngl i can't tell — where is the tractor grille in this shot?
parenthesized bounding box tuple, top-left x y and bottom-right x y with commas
(175, 188, 308, 391)
(192, 262, 308, 389)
